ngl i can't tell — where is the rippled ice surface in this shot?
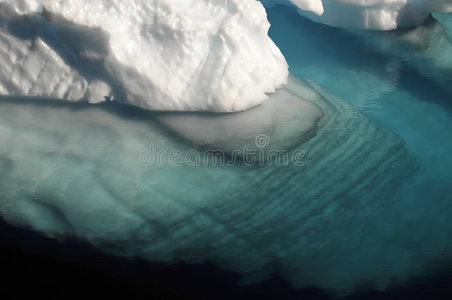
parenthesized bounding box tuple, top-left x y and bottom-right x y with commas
(1, 4, 452, 296)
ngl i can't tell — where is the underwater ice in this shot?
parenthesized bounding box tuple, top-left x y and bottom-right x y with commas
(1, 0, 452, 295)
(0, 76, 416, 291)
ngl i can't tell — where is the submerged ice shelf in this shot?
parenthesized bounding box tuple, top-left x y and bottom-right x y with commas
(1, 0, 452, 295)
(155, 76, 324, 159)
(0, 75, 416, 291)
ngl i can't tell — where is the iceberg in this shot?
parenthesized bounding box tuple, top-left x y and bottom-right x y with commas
(1, 0, 452, 295)
(0, 0, 288, 112)
(263, 0, 452, 30)
(0, 76, 415, 291)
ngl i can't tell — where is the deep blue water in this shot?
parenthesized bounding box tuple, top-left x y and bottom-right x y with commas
(2, 4, 452, 300)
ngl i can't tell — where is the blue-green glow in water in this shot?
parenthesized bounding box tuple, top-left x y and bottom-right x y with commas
(267, 3, 452, 288)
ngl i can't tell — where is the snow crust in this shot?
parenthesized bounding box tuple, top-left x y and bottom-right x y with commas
(0, 0, 288, 112)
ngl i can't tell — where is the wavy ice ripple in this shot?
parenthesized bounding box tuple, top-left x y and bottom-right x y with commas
(0, 77, 416, 292)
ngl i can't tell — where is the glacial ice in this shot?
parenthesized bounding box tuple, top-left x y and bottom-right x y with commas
(0, 0, 288, 112)
(1, 0, 452, 294)
(0, 76, 415, 291)
(263, 0, 452, 30)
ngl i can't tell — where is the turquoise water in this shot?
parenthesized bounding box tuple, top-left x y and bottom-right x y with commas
(268, 6, 452, 207)
(267, 3, 452, 289)
(1, 4, 452, 299)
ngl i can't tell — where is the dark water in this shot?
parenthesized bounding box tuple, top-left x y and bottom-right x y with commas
(2, 217, 452, 299)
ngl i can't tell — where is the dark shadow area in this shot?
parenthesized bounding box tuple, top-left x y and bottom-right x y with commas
(2, 217, 452, 299)
(0, 96, 273, 166)
(0, 95, 184, 146)
(0, 218, 332, 300)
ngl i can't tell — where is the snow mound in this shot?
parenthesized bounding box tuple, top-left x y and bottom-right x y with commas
(0, 0, 288, 112)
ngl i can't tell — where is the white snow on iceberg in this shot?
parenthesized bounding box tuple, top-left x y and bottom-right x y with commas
(263, 0, 452, 30)
(0, 0, 288, 112)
